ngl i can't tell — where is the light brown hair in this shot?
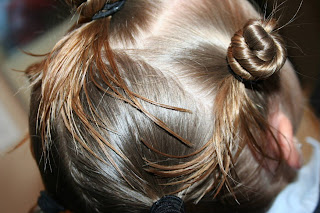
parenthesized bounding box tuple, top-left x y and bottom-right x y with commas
(27, 0, 303, 212)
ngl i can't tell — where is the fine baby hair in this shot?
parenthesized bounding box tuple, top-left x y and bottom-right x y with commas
(27, 0, 304, 212)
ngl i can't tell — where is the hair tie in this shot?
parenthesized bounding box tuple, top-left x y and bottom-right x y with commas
(227, 63, 261, 87)
(92, 0, 126, 20)
(150, 195, 185, 213)
(37, 191, 65, 213)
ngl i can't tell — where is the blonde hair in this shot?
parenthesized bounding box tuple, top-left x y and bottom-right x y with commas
(27, 0, 302, 212)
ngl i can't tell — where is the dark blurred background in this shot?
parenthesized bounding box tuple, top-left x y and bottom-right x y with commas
(253, 0, 320, 115)
(0, 0, 69, 51)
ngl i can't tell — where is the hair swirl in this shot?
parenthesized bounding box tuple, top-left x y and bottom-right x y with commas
(227, 19, 287, 81)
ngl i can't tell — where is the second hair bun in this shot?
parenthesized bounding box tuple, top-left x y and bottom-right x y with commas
(227, 19, 287, 82)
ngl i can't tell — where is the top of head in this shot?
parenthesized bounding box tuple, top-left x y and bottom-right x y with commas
(227, 19, 287, 81)
(68, 0, 287, 83)
(27, 0, 302, 213)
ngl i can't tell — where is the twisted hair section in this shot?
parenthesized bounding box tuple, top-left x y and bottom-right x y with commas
(224, 19, 288, 164)
(66, 0, 106, 22)
(227, 19, 287, 81)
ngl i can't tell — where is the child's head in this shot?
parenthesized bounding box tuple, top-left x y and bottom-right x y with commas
(28, 0, 304, 212)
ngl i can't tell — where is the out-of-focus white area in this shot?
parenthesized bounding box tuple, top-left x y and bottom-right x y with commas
(267, 137, 320, 213)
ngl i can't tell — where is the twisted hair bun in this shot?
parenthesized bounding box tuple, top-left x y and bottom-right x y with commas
(227, 19, 287, 81)
(65, 0, 106, 19)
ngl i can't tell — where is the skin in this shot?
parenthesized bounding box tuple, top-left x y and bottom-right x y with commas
(269, 61, 304, 170)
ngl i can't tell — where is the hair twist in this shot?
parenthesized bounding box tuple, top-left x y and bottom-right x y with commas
(66, 0, 107, 19)
(227, 19, 287, 81)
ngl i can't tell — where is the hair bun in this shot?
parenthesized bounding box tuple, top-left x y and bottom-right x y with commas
(227, 19, 287, 81)
(66, 0, 106, 19)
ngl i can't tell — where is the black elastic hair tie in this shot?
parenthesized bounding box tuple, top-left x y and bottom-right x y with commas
(227, 64, 261, 87)
(38, 191, 65, 213)
(92, 0, 126, 20)
(150, 195, 185, 213)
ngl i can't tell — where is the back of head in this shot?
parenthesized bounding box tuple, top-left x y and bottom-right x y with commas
(28, 0, 303, 212)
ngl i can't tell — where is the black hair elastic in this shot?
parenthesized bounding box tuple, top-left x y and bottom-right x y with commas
(37, 191, 65, 213)
(150, 195, 186, 213)
(227, 64, 261, 87)
(92, 0, 126, 20)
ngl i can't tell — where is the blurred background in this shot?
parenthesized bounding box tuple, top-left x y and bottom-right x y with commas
(0, 0, 319, 212)
(0, 0, 70, 212)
